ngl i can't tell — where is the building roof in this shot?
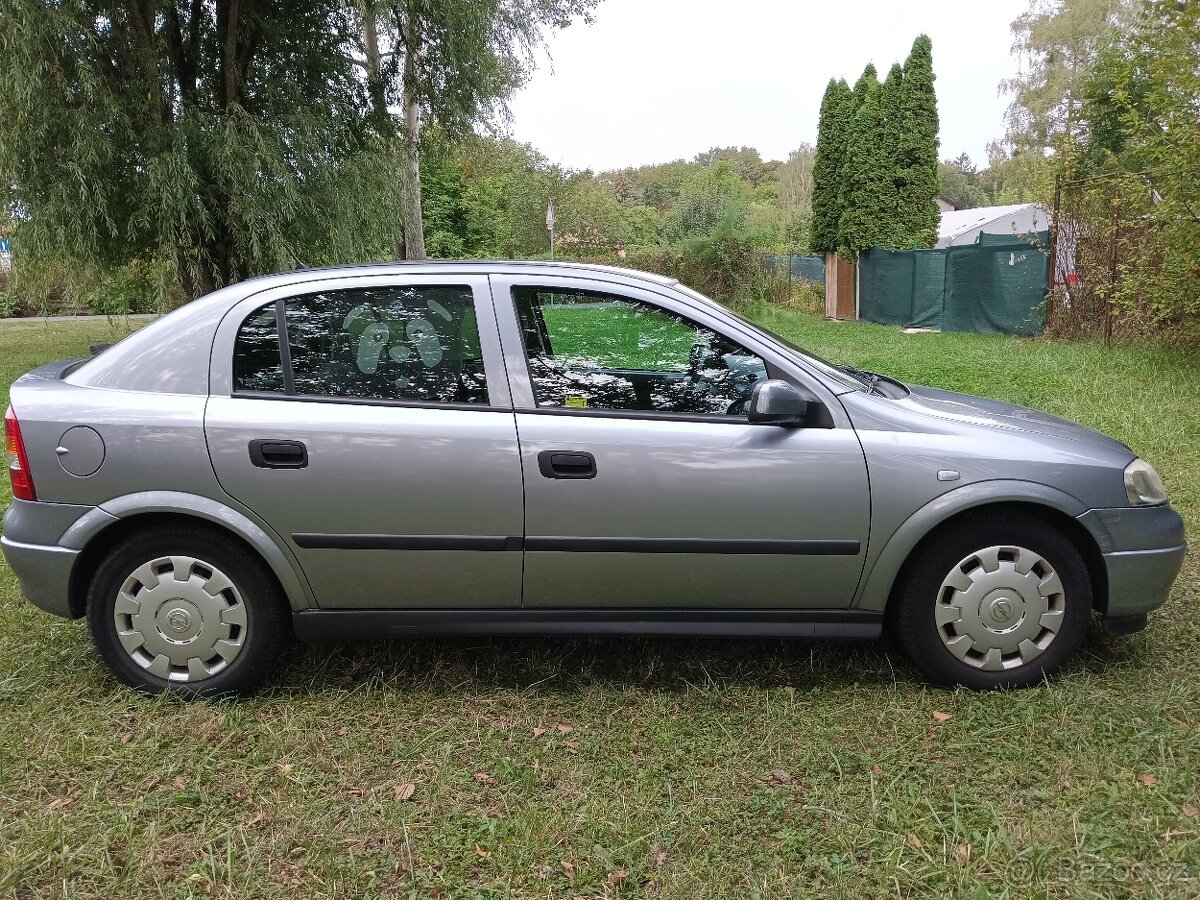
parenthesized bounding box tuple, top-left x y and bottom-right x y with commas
(937, 203, 1040, 243)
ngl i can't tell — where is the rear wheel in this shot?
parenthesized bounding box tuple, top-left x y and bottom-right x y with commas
(86, 527, 289, 697)
(890, 512, 1092, 689)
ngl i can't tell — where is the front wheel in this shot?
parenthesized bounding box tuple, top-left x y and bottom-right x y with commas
(890, 513, 1092, 690)
(86, 527, 290, 697)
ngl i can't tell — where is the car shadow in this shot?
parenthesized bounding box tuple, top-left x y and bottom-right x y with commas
(270, 619, 1145, 697)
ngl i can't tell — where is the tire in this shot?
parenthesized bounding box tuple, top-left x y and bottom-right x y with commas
(889, 512, 1092, 690)
(86, 526, 290, 697)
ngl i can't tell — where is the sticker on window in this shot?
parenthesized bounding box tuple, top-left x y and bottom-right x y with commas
(565, 395, 588, 409)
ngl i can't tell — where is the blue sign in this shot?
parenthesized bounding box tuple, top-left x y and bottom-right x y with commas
(0, 238, 9, 253)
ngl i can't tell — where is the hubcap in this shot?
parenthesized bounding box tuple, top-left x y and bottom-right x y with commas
(112, 555, 247, 682)
(935, 544, 1066, 671)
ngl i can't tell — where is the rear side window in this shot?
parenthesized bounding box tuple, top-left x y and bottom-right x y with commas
(231, 285, 489, 405)
(233, 305, 285, 393)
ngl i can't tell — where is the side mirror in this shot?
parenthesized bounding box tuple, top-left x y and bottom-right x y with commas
(748, 379, 808, 426)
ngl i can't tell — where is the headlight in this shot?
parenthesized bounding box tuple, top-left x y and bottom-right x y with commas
(1124, 458, 1167, 506)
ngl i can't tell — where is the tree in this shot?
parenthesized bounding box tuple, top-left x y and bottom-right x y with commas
(897, 35, 940, 247)
(875, 62, 908, 247)
(1000, 0, 1131, 155)
(0, 1, 374, 297)
(777, 144, 815, 248)
(836, 74, 895, 254)
(809, 78, 855, 252)
(1073, 0, 1200, 334)
(937, 161, 988, 210)
(373, 0, 599, 260)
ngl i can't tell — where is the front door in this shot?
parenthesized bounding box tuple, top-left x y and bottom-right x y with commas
(205, 275, 524, 608)
(493, 276, 871, 608)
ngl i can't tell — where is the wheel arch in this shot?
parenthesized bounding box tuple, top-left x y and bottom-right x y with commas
(855, 481, 1108, 616)
(62, 492, 314, 618)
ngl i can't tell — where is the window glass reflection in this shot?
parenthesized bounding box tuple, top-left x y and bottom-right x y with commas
(514, 287, 767, 416)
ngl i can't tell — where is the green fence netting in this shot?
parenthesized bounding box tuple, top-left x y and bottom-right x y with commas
(858, 232, 1048, 335)
(762, 254, 826, 285)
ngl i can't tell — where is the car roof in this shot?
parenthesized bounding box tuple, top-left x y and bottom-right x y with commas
(244, 259, 680, 290)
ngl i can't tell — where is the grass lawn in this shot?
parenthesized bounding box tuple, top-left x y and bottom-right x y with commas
(1, 311, 1198, 899)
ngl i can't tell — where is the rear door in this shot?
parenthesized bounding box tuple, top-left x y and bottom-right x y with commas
(491, 274, 871, 609)
(205, 274, 524, 608)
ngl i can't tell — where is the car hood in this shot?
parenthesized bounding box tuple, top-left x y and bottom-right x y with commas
(900, 383, 1132, 454)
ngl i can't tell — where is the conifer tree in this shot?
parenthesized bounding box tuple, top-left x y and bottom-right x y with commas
(898, 35, 941, 247)
(875, 63, 908, 248)
(808, 78, 855, 252)
(836, 72, 894, 254)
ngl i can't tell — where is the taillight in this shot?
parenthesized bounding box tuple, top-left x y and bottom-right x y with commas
(5, 405, 37, 501)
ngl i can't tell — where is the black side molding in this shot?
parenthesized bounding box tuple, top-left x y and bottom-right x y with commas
(293, 608, 883, 641)
(524, 537, 860, 555)
(292, 533, 521, 551)
(290, 534, 861, 555)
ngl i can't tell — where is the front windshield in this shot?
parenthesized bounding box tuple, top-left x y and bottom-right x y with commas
(674, 285, 865, 391)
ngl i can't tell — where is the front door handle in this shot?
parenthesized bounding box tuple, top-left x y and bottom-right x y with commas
(537, 450, 596, 479)
(249, 439, 308, 469)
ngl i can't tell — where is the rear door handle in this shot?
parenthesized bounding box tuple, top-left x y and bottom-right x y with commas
(249, 439, 308, 469)
(537, 450, 596, 479)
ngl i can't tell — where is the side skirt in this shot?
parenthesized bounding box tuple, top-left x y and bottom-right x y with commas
(293, 608, 883, 641)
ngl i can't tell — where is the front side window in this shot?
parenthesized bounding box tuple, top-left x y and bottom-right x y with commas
(514, 286, 768, 416)
(231, 285, 489, 404)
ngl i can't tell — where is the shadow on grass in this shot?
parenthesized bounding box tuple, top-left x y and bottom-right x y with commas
(263, 619, 1150, 698)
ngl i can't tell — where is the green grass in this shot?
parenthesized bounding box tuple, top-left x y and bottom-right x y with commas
(1, 312, 1198, 899)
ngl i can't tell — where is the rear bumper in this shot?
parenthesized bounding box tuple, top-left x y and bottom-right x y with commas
(0, 535, 80, 618)
(1077, 504, 1188, 619)
(2, 499, 95, 619)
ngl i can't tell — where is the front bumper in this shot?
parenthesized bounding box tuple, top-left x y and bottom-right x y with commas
(1077, 504, 1188, 618)
(2, 499, 96, 619)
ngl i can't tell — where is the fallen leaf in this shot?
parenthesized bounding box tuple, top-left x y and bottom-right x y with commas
(561, 859, 575, 880)
(46, 797, 74, 811)
(172, 776, 189, 790)
(475, 845, 491, 858)
(555, 722, 574, 734)
(394, 782, 416, 801)
(769, 769, 793, 784)
(871, 764, 884, 776)
(280, 763, 294, 775)
(532, 727, 547, 738)
(474, 772, 498, 786)
(247, 811, 264, 826)
(906, 834, 923, 849)
(564, 740, 579, 751)
(337, 726, 349, 736)
(608, 869, 629, 884)
(503, 740, 516, 752)
(655, 851, 668, 866)
(119, 733, 133, 745)
(783, 686, 795, 697)
(1137, 773, 1157, 786)
(953, 841, 971, 863)
(1182, 803, 1199, 818)
(932, 711, 952, 722)
(536, 864, 552, 880)
(646, 881, 661, 896)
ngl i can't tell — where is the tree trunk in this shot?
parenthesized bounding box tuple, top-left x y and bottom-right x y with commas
(402, 97, 426, 260)
(401, 16, 426, 260)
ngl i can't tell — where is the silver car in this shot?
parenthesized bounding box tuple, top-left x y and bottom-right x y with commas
(1, 262, 1186, 695)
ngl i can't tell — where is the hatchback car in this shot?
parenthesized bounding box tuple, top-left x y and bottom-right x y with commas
(1, 262, 1186, 695)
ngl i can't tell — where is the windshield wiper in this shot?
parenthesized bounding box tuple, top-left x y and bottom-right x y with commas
(837, 364, 886, 396)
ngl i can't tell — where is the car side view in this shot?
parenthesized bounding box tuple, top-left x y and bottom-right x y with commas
(1, 262, 1187, 695)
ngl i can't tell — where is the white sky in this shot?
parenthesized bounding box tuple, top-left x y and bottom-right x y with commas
(507, 0, 1027, 173)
